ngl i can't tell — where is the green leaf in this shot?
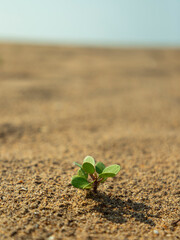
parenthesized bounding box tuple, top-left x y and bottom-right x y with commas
(71, 175, 80, 180)
(82, 156, 95, 174)
(71, 176, 90, 189)
(83, 156, 95, 166)
(83, 179, 96, 189)
(83, 163, 95, 174)
(74, 162, 82, 168)
(78, 168, 88, 179)
(95, 162, 105, 174)
(83, 182, 93, 189)
(99, 164, 120, 178)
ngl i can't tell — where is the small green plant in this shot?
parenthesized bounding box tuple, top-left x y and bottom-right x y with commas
(71, 156, 120, 193)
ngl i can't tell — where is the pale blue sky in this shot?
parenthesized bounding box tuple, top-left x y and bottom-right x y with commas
(0, 0, 179, 46)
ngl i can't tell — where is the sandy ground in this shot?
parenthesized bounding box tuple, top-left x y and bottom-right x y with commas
(0, 43, 179, 240)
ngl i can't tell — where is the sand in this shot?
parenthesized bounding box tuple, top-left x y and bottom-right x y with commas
(0, 43, 179, 239)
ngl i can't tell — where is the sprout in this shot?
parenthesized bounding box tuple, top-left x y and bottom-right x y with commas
(71, 156, 120, 193)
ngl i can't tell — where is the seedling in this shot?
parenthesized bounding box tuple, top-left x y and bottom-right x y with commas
(71, 156, 120, 193)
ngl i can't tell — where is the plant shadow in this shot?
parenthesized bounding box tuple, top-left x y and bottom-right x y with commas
(86, 192, 156, 226)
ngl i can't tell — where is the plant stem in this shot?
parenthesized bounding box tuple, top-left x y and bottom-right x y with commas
(90, 174, 98, 193)
(93, 180, 98, 193)
(97, 178, 103, 183)
(90, 174, 96, 180)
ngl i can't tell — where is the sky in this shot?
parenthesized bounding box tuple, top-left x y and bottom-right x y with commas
(0, 0, 180, 46)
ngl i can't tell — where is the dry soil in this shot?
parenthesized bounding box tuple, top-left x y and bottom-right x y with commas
(0, 43, 179, 240)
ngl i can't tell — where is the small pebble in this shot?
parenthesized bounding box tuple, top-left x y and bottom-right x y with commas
(47, 236, 54, 240)
(19, 187, 28, 193)
(17, 180, 24, 184)
(35, 224, 39, 228)
(153, 230, 159, 234)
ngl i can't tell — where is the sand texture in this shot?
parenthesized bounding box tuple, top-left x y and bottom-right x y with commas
(0, 43, 179, 239)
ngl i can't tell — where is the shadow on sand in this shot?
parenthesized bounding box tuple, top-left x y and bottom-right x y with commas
(86, 192, 156, 226)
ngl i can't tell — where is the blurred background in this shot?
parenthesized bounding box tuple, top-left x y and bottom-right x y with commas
(0, 0, 180, 159)
(0, 0, 180, 46)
